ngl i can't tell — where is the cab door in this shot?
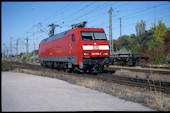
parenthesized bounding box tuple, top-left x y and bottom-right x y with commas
(67, 34, 77, 65)
(71, 34, 77, 56)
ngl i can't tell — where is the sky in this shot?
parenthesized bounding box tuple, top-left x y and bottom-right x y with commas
(1, 1, 170, 55)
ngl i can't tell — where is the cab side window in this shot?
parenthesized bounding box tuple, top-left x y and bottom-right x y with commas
(72, 34, 75, 42)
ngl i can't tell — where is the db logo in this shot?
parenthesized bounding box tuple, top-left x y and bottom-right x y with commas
(93, 46, 99, 50)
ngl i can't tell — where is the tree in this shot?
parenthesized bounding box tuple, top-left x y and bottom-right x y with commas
(146, 19, 168, 64)
(114, 35, 129, 51)
(136, 19, 146, 36)
(140, 29, 154, 47)
(127, 35, 141, 54)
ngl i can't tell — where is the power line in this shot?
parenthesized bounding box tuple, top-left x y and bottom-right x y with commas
(115, 3, 167, 18)
(77, 2, 116, 19)
(11, 2, 79, 41)
(39, 2, 73, 23)
(56, 2, 95, 24)
(64, 2, 118, 25)
(49, 2, 107, 32)
(90, 3, 169, 28)
(6, 2, 170, 55)
(113, 14, 170, 33)
(119, 7, 170, 21)
(7, 2, 119, 43)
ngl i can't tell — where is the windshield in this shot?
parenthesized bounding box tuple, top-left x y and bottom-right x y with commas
(81, 32, 106, 40)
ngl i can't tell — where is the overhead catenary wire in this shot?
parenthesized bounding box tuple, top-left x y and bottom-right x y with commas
(115, 3, 168, 18)
(6, 2, 170, 55)
(63, 2, 118, 26)
(11, 2, 78, 41)
(108, 14, 170, 40)
(10, 1, 118, 40)
(55, 2, 95, 24)
(10, 2, 169, 40)
(90, 3, 169, 28)
(56, 2, 120, 32)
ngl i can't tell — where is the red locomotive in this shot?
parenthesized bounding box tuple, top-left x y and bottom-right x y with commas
(38, 23, 112, 74)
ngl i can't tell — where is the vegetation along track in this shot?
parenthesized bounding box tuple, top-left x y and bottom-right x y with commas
(139, 64, 170, 70)
(5, 61, 170, 93)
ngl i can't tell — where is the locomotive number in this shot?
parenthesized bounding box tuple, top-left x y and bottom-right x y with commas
(91, 52, 102, 55)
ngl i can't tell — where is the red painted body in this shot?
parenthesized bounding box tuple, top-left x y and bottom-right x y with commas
(38, 28, 110, 65)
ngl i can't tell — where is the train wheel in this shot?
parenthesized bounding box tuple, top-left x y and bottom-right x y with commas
(58, 63, 62, 71)
(44, 62, 47, 68)
(49, 62, 53, 69)
(53, 62, 58, 69)
(84, 65, 91, 74)
(90, 66, 97, 75)
(73, 67, 77, 73)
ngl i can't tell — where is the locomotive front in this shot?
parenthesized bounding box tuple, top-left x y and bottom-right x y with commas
(77, 28, 112, 74)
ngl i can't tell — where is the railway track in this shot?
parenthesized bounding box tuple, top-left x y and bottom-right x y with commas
(107, 66, 170, 75)
(112, 64, 170, 70)
(97, 73, 170, 93)
(5, 61, 170, 93)
(140, 64, 170, 70)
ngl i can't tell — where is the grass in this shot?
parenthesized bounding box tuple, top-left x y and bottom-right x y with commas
(146, 80, 170, 111)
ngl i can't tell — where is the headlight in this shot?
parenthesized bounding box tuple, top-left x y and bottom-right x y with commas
(84, 53, 89, 55)
(103, 52, 108, 55)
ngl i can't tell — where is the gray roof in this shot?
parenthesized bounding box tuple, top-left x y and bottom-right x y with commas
(42, 30, 70, 44)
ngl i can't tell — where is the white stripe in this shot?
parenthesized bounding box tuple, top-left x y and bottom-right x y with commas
(83, 45, 109, 50)
(83, 45, 93, 50)
(99, 45, 109, 50)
